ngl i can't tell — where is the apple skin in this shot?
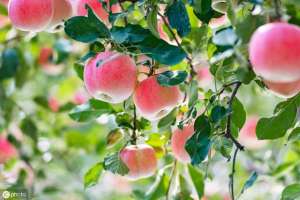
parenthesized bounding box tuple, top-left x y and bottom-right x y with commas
(0, 137, 17, 164)
(171, 124, 194, 163)
(264, 79, 300, 98)
(75, 0, 120, 22)
(8, 0, 54, 31)
(133, 75, 183, 121)
(239, 116, 267, 149)
(249, 22, 300, 82)
(47, 0, 73, 31)
(48, 97, 60, 112)
(84, 51, 137, 104)
(120, 144, 157, 180)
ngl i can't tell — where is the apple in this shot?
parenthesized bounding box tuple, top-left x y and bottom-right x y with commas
(38, 47, 64, 75)
(75, 0, 120, 23)
(264, 79, 300, 98)
(48, 97, 60, 112)
(133, 75, 183, 121)
(8, 0, 54, 31)
(46, 0, 73, 32)
(120, 144, 157, 180)
(84, 51, 137, 104)
(239, 116, 267, 149)
(171, 124, 194, 163)
(0, 137, 17, 164)
(249, 22, 300, 82)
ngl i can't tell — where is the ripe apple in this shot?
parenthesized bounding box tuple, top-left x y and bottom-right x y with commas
(8, 0, 54, 31)
(171, 124, 194, 163)
(249, 22, 300, 82)
(72, 90, 89, 105)
(84, 51, 137, 104)
(38, 47, 64, 75)
(46, 0, 73, 32)
(75, 0, 120, 23)
(0, 137, 17, 164)
(239, 116, 267, 149)
(120, 144, 157, 180)
(48, 97, 60, 112)
(133, 75, 183, 121)
(264, 79, 300, 98)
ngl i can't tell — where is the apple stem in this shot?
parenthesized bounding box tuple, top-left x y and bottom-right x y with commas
(273, 0, 282, 20)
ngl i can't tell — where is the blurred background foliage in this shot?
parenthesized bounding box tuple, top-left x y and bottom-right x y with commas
(0, 0, 300, 200)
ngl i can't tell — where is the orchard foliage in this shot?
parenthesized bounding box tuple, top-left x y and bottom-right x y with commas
(1, 0, 300, 199)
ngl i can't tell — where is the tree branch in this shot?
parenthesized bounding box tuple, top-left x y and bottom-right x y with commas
(131, 105, 137, 145)
(157, 12, 196, 77)
(273, 0, 282, 19)
(229, 147, 239, 200)
(166, 161, 177, 200)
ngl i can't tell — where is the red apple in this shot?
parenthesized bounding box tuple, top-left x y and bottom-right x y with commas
(8, 0, 54, 31)
(84, 51, 137, 103)
(249, 22, 300, 82)
(264, 79, 300, 98)
(120, 144, 157, 180)
(133, 75, 183, 121)
(47, 0, 73, 31)
(171, 124, 194, 163)
(75, 0, 120, 23)
(0, 137, 17, 164)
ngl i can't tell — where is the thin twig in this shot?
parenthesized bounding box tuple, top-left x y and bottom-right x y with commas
(131, 105, 137, 145)
(273, 0, 282, 19)
(230, 147, 239, 200)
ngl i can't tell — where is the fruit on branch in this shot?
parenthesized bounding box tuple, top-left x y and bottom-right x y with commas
(264, 79, 300, 98)
(84, 51, 137, 104)
(46, 0, 73, 32)
(0, 137, 17, 164)
(48, 97, 60, 112)
(249, 22, 300, 82)
(239, 116, 266, 149)
(133, 75, 183, 121)
(8, 0, 54, 31)
(171, 124, 194, 163)
(75, 0, 120, 22)
(38, 47, 64, 75)
(120, 144, 157, 180)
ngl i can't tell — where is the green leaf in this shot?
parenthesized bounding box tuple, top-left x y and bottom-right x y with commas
(212, 27, 238, 47)
(192, 0, 223, 24)
(194, 114, 211, 133)
(210, 105, 229, 123)
(0, 48, 19, 80)
(111, 24, 187, 65)
(147, 9, 159, 38)
(288, 127, 300, 142)
(213, 137, 233, 159)
(256, 99, 297, 140)
(74, 63, 84, 80)
(20, 118, 38, 143)
(158, 109, 177, 130)
(188, 80, 199, 108)
(240, 172, 258, 195)
(84, 162, 103, 188)
(175, 175, 193, 200)
(186, 115, 211, 165)
(64, 6, 110, 43)
(188, 165, 204, 199)
(281, 184, 300, 200)
(69, 99, 114, 122)
(231, 97, 246, 129)
(166, 0, 191, 37)
(106, 129, 123, 147)
(157, 71, 188, 87)
(145, 170, 170, 200)
(103, 152, 129, 176)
